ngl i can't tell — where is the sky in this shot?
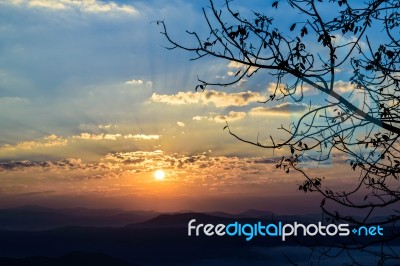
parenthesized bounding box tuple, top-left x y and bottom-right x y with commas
(0, 0, 377, 214)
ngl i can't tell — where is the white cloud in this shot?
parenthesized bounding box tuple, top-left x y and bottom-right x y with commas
(97, 124, 116, 129)
(73, 133, 104, 140)
(214, 111, 246, 123)
(29, 0, 66, 9)
(104, 133, 121, 140)
(124, 134, 160, 140)
(177, 121, 185, 127)
(334, 80, 354, 93)
(266, 82, 312, 96)
(192, 116, 204, 121)
(266, 80, 353, 96)
(2, 0, 139, 14)
(72, 133, 160, 141)
(125, 79, 143, 85)
(227, 61, 258, 75)
(151, 90, 266, 107)
(0, 134, 68, 151)
(193, 111, 246, 123)
(125, 79, 153, 88)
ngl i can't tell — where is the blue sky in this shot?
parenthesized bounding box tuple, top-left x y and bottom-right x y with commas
(0, 0, 371, 213)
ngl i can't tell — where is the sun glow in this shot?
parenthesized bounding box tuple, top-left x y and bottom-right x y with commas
(154, 169, 165, 180)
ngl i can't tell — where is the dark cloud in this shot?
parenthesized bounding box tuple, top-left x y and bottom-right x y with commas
(250, 102, 311, 116)
(254, 158, 278, 164)
(0, 159, 87, 171)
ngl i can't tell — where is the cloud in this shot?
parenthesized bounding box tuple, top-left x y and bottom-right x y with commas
(266, 80, 353, 96)
(15, 190, 55, 197)
(266, 82, 312, 96)
(227, 61, 258, 75)
(249, 102, 311, 116)
(97, 124, 116, 129)
(3, 0, 139, 14)
(125, 79, 144, 85)
(193, 111, 246, 123)
(125, 79, 152, 85)
(0, 132, 161, 153)
(72, 133, 160, 141)
(0, 151, 283, 188)
(28, 0, 66, 10)
(0, 158, 87, 171)
(151, 90, 265, 107)
(177, 121, 185, 127)
(0, 134, 68, 151)
(334, 80, 354, 93)
(73, 133, 104, 140)
(124, 134, 160, 140)
(104, 133, 122, 140)
(214, 111, 246, 122)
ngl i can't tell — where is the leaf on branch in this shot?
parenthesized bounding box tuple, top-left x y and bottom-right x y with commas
(223, 125, 228, 130)
(386, 50, 394, 59)
(321, 198, 326, 207)
(195, 85, 204, 92)
(272, 1, 278, 9)
(203, 42, 212, 48)
(301, 27, 308, 37)
(290, 23, 296, 31)
(233, 12, 239, 18)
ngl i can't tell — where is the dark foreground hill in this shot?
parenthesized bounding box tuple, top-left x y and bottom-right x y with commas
(0, 208, 396, 265)
(0, 252, 138, 266)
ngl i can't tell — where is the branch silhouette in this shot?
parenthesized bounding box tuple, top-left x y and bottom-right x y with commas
(158, 0, 400, 263)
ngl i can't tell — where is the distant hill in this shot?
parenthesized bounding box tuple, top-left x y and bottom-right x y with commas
(0, 206, 282, 231)
(129, 212, 234, 228)
(0, 209, 396, 265)
(0, 205, 159, 230)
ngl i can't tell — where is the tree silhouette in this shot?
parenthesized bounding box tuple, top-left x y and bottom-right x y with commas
(158, 0, 400, 263)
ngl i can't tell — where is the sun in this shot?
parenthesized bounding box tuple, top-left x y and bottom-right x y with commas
(154, 170, 165, 181)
